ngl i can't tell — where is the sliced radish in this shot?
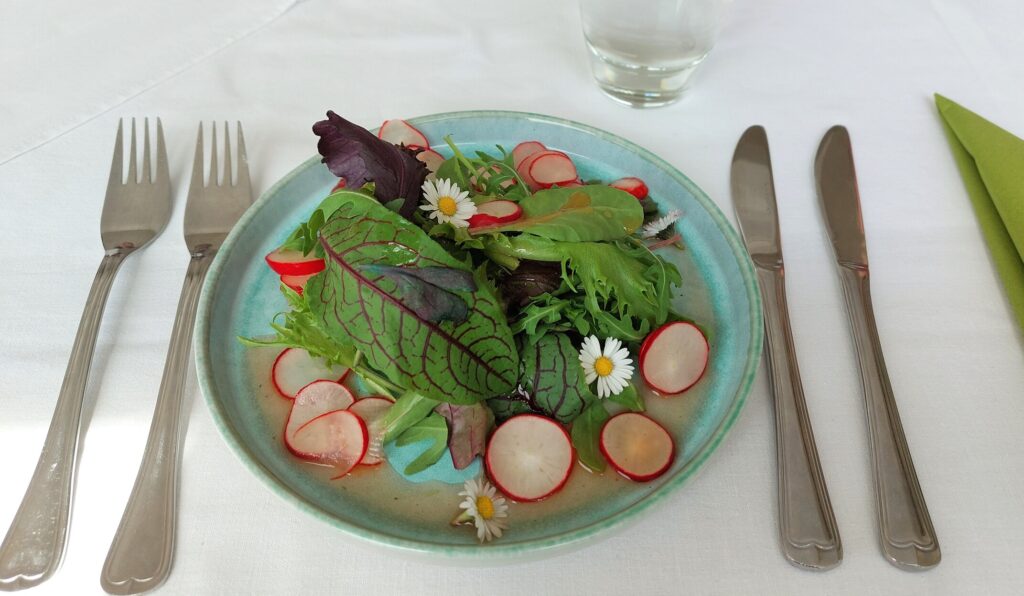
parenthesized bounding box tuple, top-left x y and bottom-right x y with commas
(416, 148, 444, 174)
(512, 141, 546, 168)
(485, 414, 573, 502)
(290, 409, 368, 477)
(528, 151, 578, 190)
(468, 200, 522, 229)
(285, 380, 355, 454)
(600, 412, 674, 482)
(610, 177, 649, 200)
(378, 119, 428, 148)
(348, 397, 394, 465)
(515, 150, 546, 189)
(331, 178, 346, 192)
(639, 321, 710, 394)
(265, 247, 325, 276)
(271, 348, 349, 399)
(558, 179, 583, 188)
(280, 272, 316, 295)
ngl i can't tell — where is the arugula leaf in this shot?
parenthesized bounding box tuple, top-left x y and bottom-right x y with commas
(313, 111, 428, 218)
(477, 186, 643, 241)
(608, 383, 644, 412)
(379, 391, 441, 443)
(435, 402, 493, 469)
(435, 139, 529, 201)
(395, 412, 448, 475)
(571, 402, 610, 472)
(358, 264, 475, 323)
(521, 334, 595, 424)
(306, 191, 519, 404)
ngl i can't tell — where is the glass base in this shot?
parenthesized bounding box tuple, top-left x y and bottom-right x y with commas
(586, 44, 707, 108)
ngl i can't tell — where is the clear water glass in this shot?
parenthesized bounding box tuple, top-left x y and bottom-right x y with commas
(579, 0, 727, 107)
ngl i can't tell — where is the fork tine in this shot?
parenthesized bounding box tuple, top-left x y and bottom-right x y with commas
(223, 121, 233, 187)
(191, 123, 205, 190)
(127, 118, 138, 184)
(142, 117, 152, 183)
(155, 118, 169, 184)
(235, 122, 251, 195)
(108, 119, 124, 186)
(209, 122, 219, 187)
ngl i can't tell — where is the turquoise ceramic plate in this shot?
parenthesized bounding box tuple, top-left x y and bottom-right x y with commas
(195, 111, 762, 561)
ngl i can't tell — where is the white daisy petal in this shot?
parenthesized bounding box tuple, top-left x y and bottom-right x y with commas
(584, 371, 597, 384)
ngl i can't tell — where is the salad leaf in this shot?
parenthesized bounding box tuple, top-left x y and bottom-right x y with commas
(486, 385, 538, 421)
(608, 383, 644, 412)
(395, 412, 448, 475)
(499, 260, 562, 308)
(358, 264, 476, 323)
(477, 186, 643, 242)
(435, 139, 529, 201)
(521, 334, 595, 424)
(435, 402, 493, 469)
(379, 391, 441, 443)
(570, 402, 609, 472)
(312, 111, 428, 218)
(306, 191, 519, 404)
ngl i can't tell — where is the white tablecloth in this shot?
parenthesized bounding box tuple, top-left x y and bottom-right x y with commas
(3, 0, 1024, 594)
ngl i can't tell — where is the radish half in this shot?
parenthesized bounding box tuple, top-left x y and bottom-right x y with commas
(528, 151, 578, 190)
(610, 177, 649, 200)
(639, 321, 709, 394)
(468, 200, 522, 229)
(265, 247, 325, 276)
(348, 397, 394, 465)
(285, 380, 355, 454)
(378, 119, 428, 148)
(485, 414, 574, 502)
(416, 148, 444, 174)
(271, 348, 349, 399)
(512, 141, 546, 168)
(290, 409, 368, 477)
(600, 412, 675, 482)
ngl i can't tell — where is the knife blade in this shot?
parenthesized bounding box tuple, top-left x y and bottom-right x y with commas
(731, 125, 842, 570)
(815, 125, 941, 570)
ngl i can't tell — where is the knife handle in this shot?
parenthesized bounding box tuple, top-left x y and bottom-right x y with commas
(758, 269, 842, 570)
(837, 266, 940, 569)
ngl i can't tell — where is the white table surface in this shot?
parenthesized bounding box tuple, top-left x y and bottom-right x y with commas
(3, 0, 1024, 594)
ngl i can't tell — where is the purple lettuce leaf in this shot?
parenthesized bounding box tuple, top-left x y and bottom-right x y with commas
(312, 111, 428, 218)
(357, 264, 476, 323)
(435, 402, 493, 469)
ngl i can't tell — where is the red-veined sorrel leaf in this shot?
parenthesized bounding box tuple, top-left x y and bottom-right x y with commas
(306, 191, 518, 404)
(435, 402, 493, 469)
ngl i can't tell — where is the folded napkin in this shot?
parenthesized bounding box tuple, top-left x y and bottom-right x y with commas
(935, 94, 1024, 332)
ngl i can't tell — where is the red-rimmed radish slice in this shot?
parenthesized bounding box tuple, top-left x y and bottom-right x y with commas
(512, 141, 546, 168)
(600, 412, 674, 482)
(515, 150, 546, 189)
(348, 397, 394, 465)
(468, 200, 522, 229)
(265, 247, 325, 276)
(272, 348, 349, 399)
(378, 119, 428, 148)
(610, 177, 649, 200)
(290, 409, 368, 477)
(416, 148, 444, 174)
(558, 179, 583, 188)
(331, 178, 346, 192)
(485, 414, 574, 502)
(528, 151, 578, 189)
(639, 321, 709, 394)
(285, 380, 355, 453)
(280, 273, 316, 295)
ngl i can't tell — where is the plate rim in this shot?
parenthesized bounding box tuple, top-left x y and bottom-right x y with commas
(194, 109, 763, 559)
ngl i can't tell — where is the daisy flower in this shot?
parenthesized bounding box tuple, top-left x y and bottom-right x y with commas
(453, 477, 509, 543)
(579, 335, 634, 399)
(640, 209, 682, 238)
(420, 178, 476, 228)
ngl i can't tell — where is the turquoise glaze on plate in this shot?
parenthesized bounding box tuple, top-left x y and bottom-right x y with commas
(194, 111, 763, 561)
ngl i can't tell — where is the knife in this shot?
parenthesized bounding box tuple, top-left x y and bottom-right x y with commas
(814, 125, 940, 570)
(731, 126, 842, 570)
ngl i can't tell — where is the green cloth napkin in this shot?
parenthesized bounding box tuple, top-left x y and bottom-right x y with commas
(935, 93, 1024, 331)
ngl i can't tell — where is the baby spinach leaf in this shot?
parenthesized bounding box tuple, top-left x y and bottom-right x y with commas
(522, 334, 595, 424)
(435, 402, 493, 470)
(306, 191, 519, 404)
(395, 412, 448, 475)
(479, 186, 643, 242)
(608, 383, 644, 412)
(571, 402, 610, 473)
(379, 391, 441, 443)
(358, 264, 475, 323)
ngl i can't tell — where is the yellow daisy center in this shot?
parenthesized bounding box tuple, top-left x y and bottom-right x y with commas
(476, 495, 495, 520)
(437, 196, 458, 216)
(594, 356, 614, 377)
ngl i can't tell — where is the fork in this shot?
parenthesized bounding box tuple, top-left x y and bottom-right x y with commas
(0, 119, 171, 591)
(100, 122, 252, 595)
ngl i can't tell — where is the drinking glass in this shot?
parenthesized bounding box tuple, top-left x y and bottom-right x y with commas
(579, 0, 728, 107)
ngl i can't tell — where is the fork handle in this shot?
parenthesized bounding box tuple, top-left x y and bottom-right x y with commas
(758, 268, 842, 570)
(101, 252, 212, 595)
(0, 251, 127, 591)
(837, 266, 940, 569)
